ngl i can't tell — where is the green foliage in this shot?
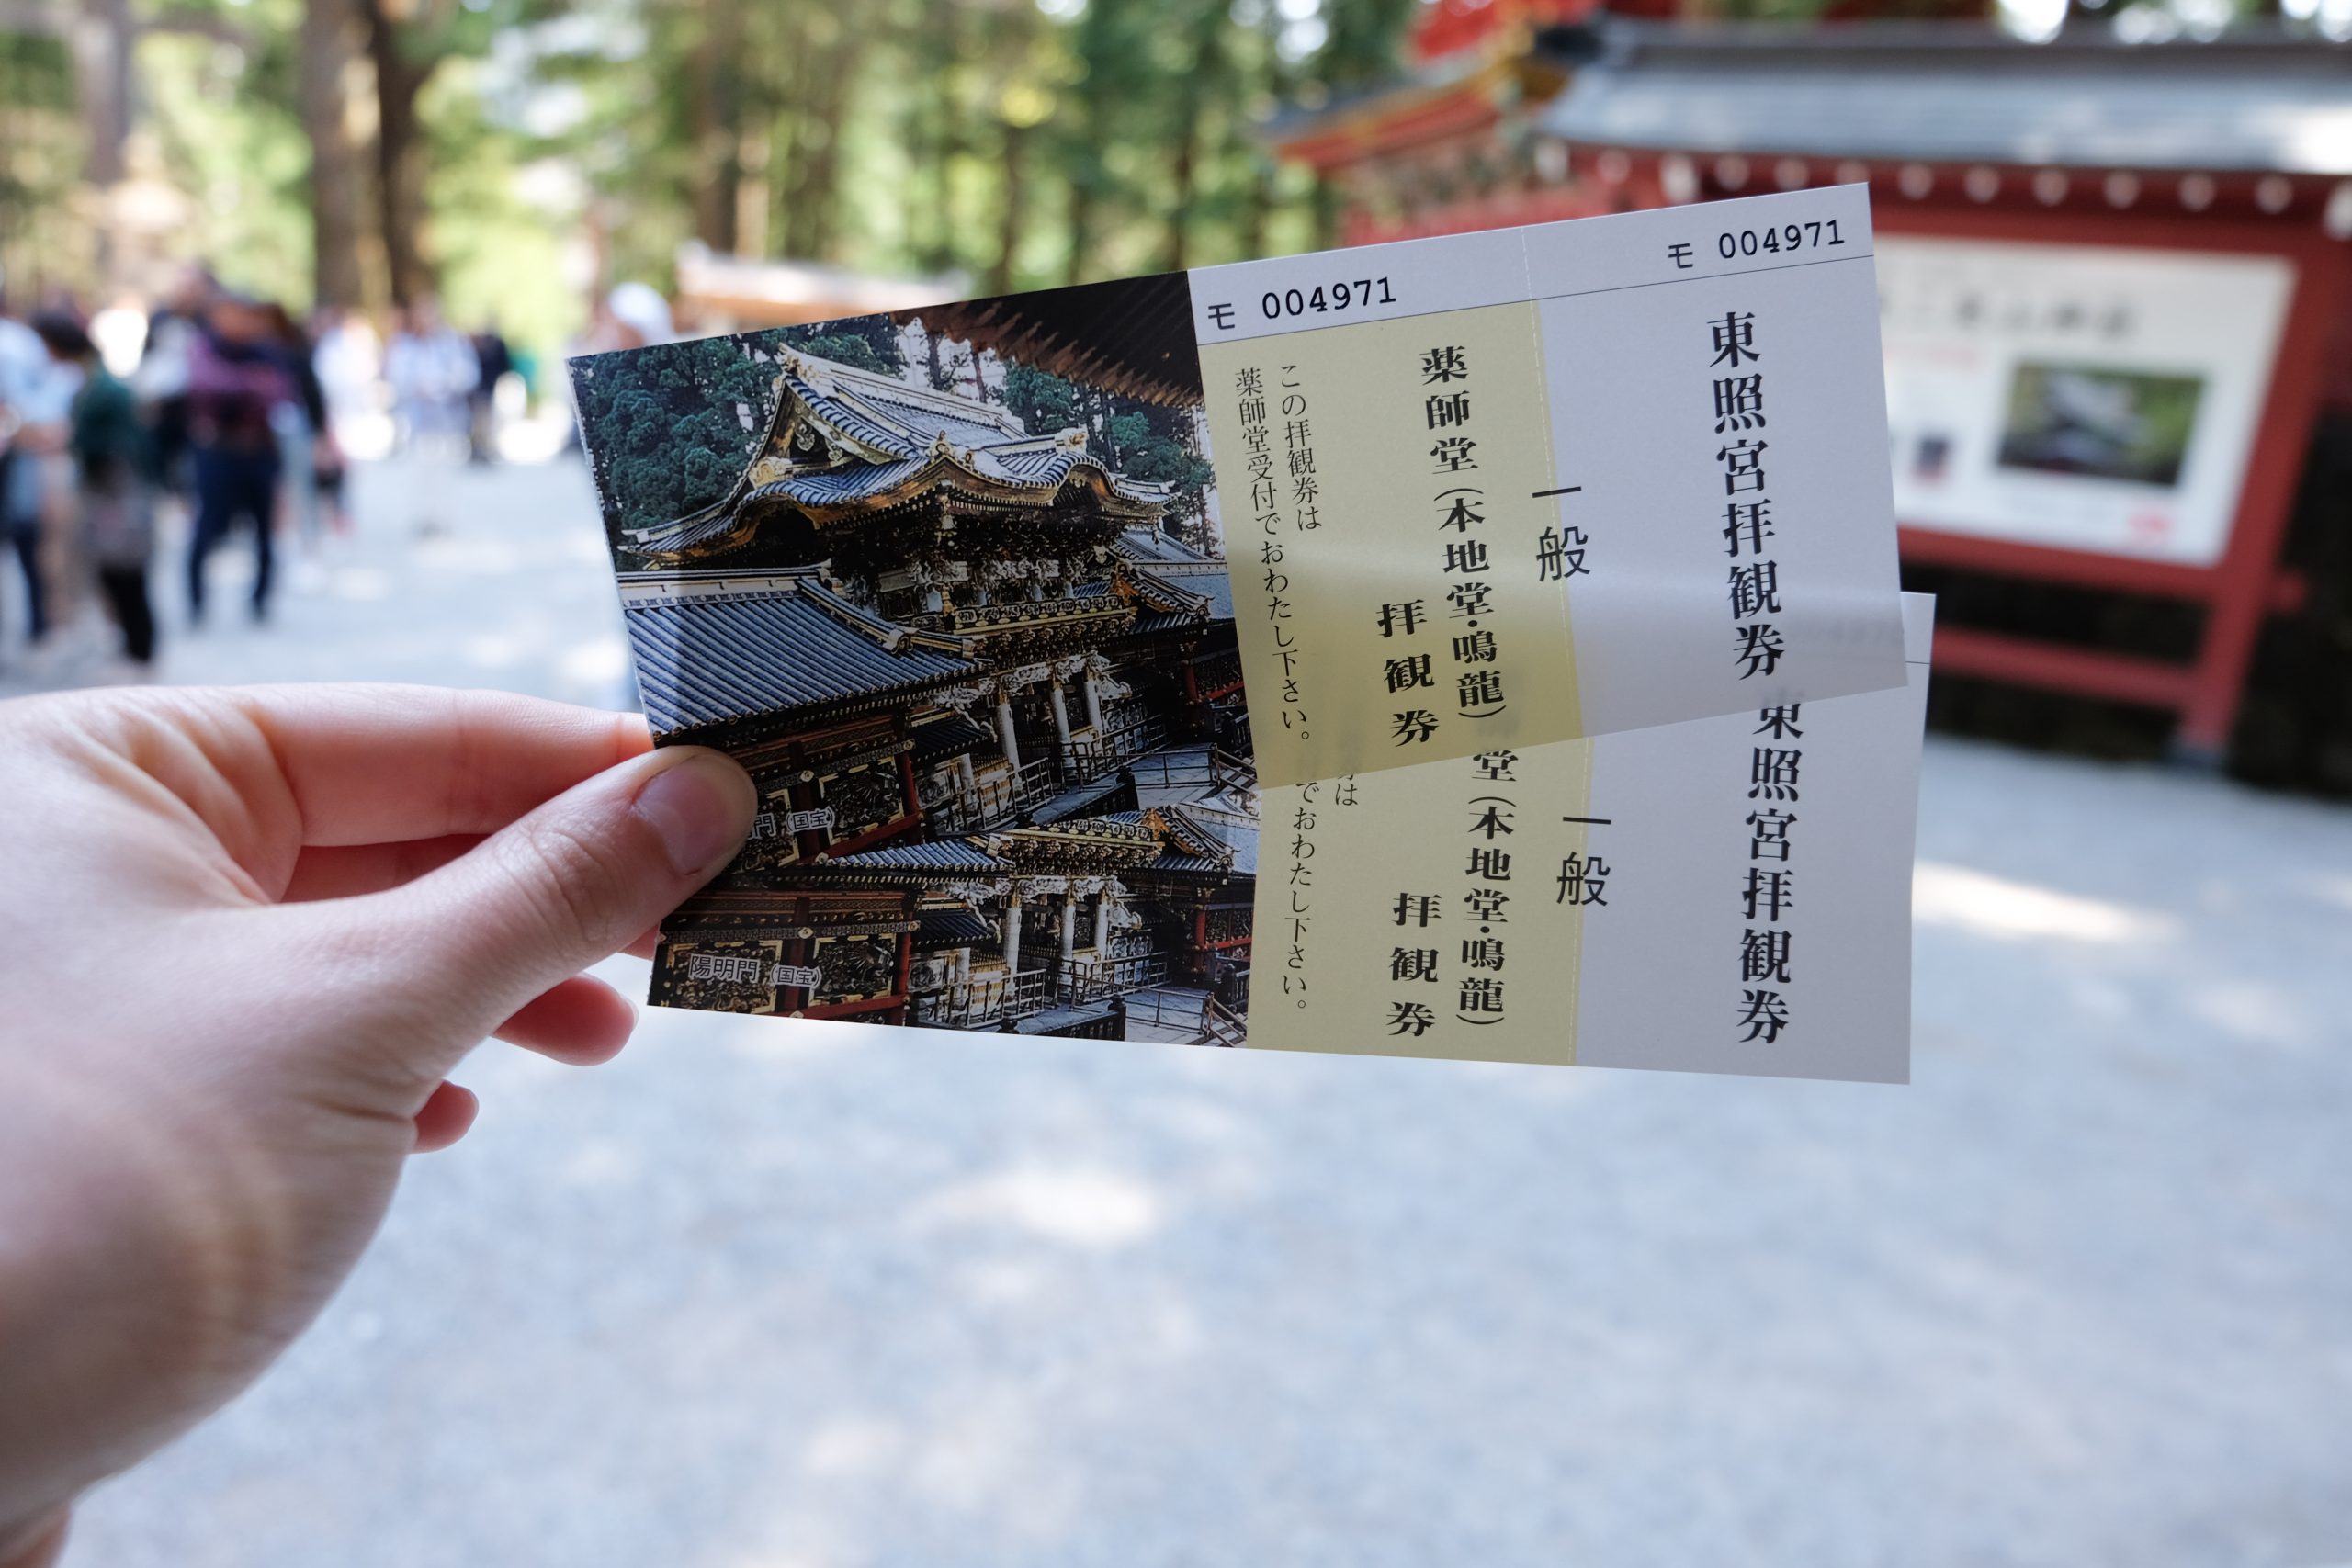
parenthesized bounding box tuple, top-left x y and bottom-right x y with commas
(572, 332, 786, 536)
(1001, 362, 1080, 436)
(5, 0, 1429, 349)
(787, 315, 906, 375)
(1108, 407, 1216, 520)
(795, 333, 885, 374)
(0, 32, 81, 295)
(140, 24, 313, 308)
(528, 0, 1421, 296)
(426, 60, 587, 358)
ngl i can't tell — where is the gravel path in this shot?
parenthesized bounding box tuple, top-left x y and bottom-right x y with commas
(47, 456, 2352, 1568)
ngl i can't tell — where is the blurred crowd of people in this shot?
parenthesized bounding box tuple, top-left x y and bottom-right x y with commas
(0, 265, 524, 679)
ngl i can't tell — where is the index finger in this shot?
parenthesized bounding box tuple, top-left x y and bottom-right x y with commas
(223, 683, 653, 846)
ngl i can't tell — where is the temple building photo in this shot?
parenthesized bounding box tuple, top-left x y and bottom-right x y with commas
(571, 276, 1256, 1046)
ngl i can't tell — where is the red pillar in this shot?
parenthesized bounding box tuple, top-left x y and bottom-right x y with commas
(786, 934, 811, 1013)
(899, 750, 922, 829)
(2177, 233, 2346, 760)
(891, 904, 915, 1027)
(792, 780, 826, 861)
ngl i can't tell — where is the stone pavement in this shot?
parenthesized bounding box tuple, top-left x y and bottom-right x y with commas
(34, 456, 2352, 1568)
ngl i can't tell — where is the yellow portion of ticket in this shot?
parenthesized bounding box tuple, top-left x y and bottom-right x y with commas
(1247, 742, 1594, 1064)
(1197, 303, 1581, 790)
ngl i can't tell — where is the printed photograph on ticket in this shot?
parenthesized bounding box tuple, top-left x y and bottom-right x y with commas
(574, 273, 1266, 1042)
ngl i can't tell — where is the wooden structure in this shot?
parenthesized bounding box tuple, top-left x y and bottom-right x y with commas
(1542, 25, 2352, 761)
(1278, 19, 2352, 761)
(1270, 0, 1614, 248)
(673, 243, 967, 332)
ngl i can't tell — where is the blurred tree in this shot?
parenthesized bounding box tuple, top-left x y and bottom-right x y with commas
(1298, 0, 1420, 245)
(1056, 0, 1154, 285)
(0, 0, 265, 293)
(1, 0, 1432, 328)
(358, 0, 449, 307)
(299, 0, 369, 309)
(1159, 0, 1229, 273)
(141, 6, 315, 307)
(0, 27, 79, 299)
(684, 0, 745, 254)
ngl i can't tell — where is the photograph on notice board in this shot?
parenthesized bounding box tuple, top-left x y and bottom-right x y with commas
(1995, 361, 2205, 489)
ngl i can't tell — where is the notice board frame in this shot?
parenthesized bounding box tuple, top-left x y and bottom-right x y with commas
(1876, 205, 2348, 763)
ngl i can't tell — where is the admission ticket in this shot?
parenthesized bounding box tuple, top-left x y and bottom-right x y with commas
(572, 188, 1920, 1077)
(1194, 184, 1906, 786)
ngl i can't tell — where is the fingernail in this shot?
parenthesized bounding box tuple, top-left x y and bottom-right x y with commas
(634, 751, 753, 876)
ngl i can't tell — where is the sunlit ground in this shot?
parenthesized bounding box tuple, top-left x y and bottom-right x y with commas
(25, 452, 2352, 1568)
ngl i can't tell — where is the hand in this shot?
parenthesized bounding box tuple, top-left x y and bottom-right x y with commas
(0, 685, 754, 1566)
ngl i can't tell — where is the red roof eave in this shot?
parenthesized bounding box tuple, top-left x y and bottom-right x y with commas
(1412, 0, 1604, 65)
(1273, 76, 1510, 174)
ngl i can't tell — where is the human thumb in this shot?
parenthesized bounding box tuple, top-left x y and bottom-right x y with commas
(335, 745, 755, 1078)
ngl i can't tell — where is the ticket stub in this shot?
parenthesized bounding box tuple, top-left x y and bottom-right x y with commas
(572, 189, 1917, 1074)
(1248, 592, 1930, 1082)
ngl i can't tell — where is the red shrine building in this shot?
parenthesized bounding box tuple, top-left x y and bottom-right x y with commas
(1276, 6, 2352, 769)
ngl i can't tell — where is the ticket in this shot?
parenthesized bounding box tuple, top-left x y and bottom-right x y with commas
(1192, 184, 1905, 785)
(572, 189, 1920, 1077)
(1249, 592, 1930, 1082)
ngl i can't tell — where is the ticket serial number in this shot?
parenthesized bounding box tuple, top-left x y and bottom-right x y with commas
(1718, 220, 1849, 260)
(1258, 277, 1398, 321)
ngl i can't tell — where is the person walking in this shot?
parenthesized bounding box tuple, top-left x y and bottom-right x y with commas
(0, 291, 82, 659)
(129, 264, 217, 512)
(383, 297, 476, 531)
(184, 293, 291, 625)
(467, 319, 513, 464)
(38, 311, 158, 672)
(0, 294, 46, 654)
(262, 303, 334, 552)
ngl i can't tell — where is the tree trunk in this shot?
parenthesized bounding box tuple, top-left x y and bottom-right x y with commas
(775, 104, 813, 258)
(1310, 172, 1341, 254)
(1159, 9, 1220, 274)
(1159, 112, 1200, 274)
(300, 0, 368, 309)
(986, 118, 1028, 296)
(362, 0, 436, 309)
(899, 95, 936, 272)
(765, 17, 818, 259)
(789, 30, 864, 263)
(1238, 156, 1272, 263)
(69, 0, 132, 188)
(732, 119, 769, 261)
(66, 0, 133, 289)
(1062, 166, 1096, 288)
(1062, 72, 1103, 292)
(685, 1, 741, 254)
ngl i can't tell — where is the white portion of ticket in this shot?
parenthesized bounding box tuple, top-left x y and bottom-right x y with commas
(1193, 186, 1909, 786)
(1250, 592, 1931, 1083)
(1571, 591, 1929, 1081)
